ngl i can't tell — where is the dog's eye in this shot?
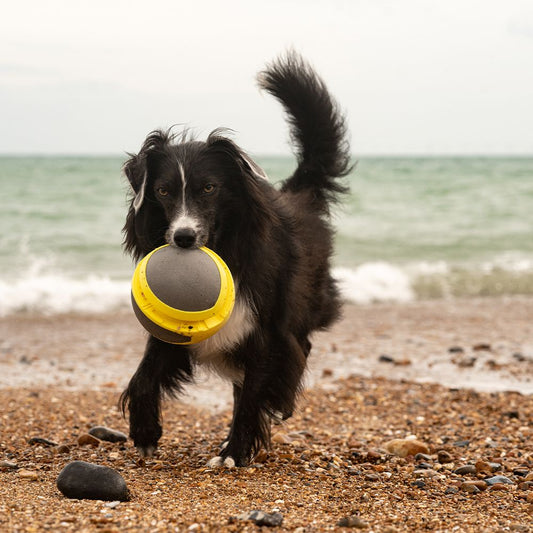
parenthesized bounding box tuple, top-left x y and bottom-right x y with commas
(157, 187, 169, 196)
(203, 184, 216, 194)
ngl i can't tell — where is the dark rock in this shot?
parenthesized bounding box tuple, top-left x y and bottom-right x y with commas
(472, 343, 491, 351)
(454, 465, 477, 475)
(448, 346, 464, 353)
(412, 480, 426, 489)
(415, 461, 433, 470)
(503, 410, 520, 419)
(485, 475, 514, 486)
(56, 461, 130, 501)
(28, 437, 57, 447)
(235, 511, 283, 527)
(88, 426, 128, 443)
(378, 354, 395, 363)
(445, 486, 459, 495)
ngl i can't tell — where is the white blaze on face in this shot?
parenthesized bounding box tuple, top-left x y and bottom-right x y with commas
(168, 161, 201, 238)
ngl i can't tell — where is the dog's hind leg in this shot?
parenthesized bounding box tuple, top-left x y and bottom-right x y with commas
(120, 336, 193, 457)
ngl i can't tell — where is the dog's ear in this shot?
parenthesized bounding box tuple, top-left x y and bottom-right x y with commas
(123, 130, 171, 213)
(123, 153, 147, 214)
(206, 130, 268, 183)
(123, 130, 171, 260)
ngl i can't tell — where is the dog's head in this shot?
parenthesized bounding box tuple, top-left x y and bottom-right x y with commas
(123, 129, 271, 261)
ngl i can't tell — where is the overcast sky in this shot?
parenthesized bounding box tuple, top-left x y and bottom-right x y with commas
(1, 0, 532, 155)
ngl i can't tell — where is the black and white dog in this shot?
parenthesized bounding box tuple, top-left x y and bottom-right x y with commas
(120, 52, 351, 467)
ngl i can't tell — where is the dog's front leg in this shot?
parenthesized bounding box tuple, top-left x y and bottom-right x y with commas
(120, 336, 193, 457)
(209, 335, 306, 467)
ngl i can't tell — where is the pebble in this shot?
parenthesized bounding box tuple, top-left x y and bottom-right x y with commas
(485, 475, 514, 486)
(272, 432, 292, 444)
(56, 461, 130, 501)
(414, 453, 433, 462)
(452, 440, 470, 448)
(437, 450, 453, 464)
(88, 426, 128, 443)
(461, 480, 487, 492)
(28, 437, 57, 447)
(235, 510, 283, 527)
(454, 465, 476, 475)
(18, 469, 39, 481)
(56, 445, 71, 454)
(0, 460, 18, 470)
(448, 346, 464, 353)
(337, 516, 369, 528)
(384, 439, 430, 458)
(77, 434, 100, 447)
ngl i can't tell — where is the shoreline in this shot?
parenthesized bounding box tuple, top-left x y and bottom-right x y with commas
(0, 296, 532, 398)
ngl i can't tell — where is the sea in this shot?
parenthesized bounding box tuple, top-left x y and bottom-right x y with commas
(0, 155, 532, 316)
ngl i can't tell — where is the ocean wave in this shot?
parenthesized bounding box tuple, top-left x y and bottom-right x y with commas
(1, 256, 533, 316)
(0, 274, 130, 316)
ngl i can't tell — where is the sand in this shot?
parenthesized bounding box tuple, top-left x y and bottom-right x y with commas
(0, 297, 532, 531)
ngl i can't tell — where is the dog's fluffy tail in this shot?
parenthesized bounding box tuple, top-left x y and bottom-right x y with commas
(258, 51, 351, 208)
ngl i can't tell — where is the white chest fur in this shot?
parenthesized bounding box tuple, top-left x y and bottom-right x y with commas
(190, 295, 255, 383)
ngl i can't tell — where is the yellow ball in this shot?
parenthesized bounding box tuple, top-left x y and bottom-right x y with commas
(131, 245, 235, 344)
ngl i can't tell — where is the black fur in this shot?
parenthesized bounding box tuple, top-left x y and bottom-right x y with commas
(120, 52, 351, 466)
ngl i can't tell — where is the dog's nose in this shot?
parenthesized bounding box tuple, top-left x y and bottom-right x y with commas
(173, 228, 197, 248)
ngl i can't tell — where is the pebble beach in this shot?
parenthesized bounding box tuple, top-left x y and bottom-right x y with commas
(1, 297, 532, 532)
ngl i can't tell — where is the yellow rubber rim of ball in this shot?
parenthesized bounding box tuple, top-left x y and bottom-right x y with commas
(131, 245, 235, 344)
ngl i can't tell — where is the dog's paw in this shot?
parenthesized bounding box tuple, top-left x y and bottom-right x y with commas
(136, 445, 157, 458)
(207, 455, 236, 469)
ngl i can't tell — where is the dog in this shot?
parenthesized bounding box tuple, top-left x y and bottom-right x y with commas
(120, 52, 351, 467)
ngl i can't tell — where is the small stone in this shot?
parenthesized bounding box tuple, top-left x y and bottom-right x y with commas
(445, 486, 459, 495)
(88, 426, 128, 443)
(56, 461, 130, 501)
(272, 432, 292, 444)
(56, 445, 71, 454)
(454, 465, 477, 475)
(475, 460, 492, 473)
(364, 473, 380, 482)
(452, 440, 470, 448)
(412, 480, 426, 489)
(525, 472, 533, 482)
(485, 475, 514, 486)
(77, 434, 100, 447)
(28, 437, 57, 447)
(235, 511, 283, 527)
(472, 343, 491, 351)
(337, 516, 369, 528)
(519, 482, 533, 490)
(437, 450, 453, 464)
(461, 483, 481, 494)
(18, 469, 39, 481)
(384, 439, 430, 458)
(414, 453, 433, 462)
(0, 460, 18, 470)
(461, 480, 487, 492)
(488, 483, 512, 491)
(448, 346, 464, 353)
(378, 354, 395, 363)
